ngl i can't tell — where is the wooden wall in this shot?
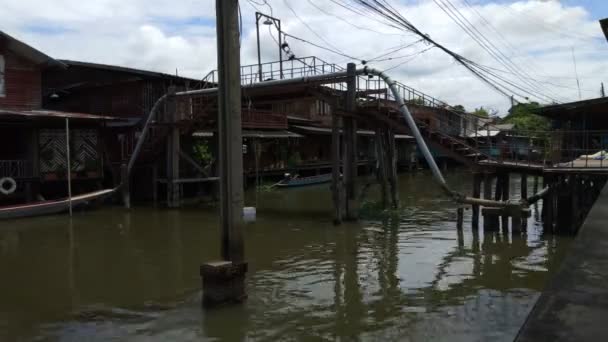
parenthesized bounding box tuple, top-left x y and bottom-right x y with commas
(0, 49, 42, 111)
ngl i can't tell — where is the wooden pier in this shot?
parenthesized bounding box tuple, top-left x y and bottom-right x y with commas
(516, 181, 608, 341)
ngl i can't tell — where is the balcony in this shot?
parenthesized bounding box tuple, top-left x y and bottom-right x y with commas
(0, 160, 35, 179)
(242, 109, 287, 130)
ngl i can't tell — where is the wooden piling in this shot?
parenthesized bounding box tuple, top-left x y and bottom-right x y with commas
(520, 173, 528, 231)
(543, 175, 555, 233)
(152, 163, 158, 205)
(521, 173, 528, 199)
(501, 173, 510, 230)
(472, 173, 482, 230)
(166, 86, 180, 208)
(457, 207, 464, 230)
(375, 127, 389, 209)
(121, 164, 130, 209)
(483, 173, 498, 231)
(386, 128, 399, 209)
(331, 107, 343, 224)
(344, 63, 359, 220)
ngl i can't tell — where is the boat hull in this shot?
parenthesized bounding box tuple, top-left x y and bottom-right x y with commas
(276, 174, 332, 188)
(0, 188, 116, 220)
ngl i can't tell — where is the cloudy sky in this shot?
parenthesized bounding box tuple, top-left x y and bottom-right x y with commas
(2, 0, 607, 113)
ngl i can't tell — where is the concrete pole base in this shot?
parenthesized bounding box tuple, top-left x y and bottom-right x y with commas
(200, 261, 248, 308)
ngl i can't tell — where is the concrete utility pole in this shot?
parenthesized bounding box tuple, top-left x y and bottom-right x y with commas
(200, 0, 247, 307)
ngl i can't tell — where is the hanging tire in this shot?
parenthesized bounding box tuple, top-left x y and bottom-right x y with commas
(0, 177, 17, 195)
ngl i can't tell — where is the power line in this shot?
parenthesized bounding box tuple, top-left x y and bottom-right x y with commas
(366, 39, 424, 62)
(433, 0, 560, 103)
(307, 0, 407, 37)
(282, 0, 349, 57)
(382, 46, 435, 72)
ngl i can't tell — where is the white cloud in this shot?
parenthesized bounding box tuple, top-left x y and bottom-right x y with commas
(1, 0, 606, 113)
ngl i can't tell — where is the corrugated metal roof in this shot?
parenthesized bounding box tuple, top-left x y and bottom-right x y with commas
(467, 130, 501, 138)
(0, 31, 66, 68)
(59, 60, 199, 82)
(0, 109, 121, 121)
(291, 125, 413, 139)
(193, 130, 303, 139)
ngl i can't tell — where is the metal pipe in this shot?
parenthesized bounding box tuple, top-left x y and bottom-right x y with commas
(127, 94, 168, 174)
(256, 12, 262, 82)
(361, 66, 449, 193)
(129, 66, 525, 210)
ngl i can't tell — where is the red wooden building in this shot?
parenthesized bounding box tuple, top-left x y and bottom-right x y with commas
(0, 31, 117, 205)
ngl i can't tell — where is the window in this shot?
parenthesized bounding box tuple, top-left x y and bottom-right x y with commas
(0, 54, 4, 97)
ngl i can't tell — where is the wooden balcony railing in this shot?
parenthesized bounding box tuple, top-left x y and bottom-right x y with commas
(0, 160, 34, 179)
(242, 109, 287, 129)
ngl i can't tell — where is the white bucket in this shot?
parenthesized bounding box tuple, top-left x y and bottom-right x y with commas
(243, 207, 256, 223)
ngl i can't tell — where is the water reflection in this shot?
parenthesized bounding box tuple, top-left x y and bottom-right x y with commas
(0, 171, 573, 341)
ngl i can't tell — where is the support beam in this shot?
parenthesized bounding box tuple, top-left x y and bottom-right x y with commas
(166, 86, 180, 208)
(332, 102, 343, 224)
(483, 173, 498, 231)
(344, 62, 359, 220)
(472, 173, 482, 230)
(121, 164, 130, 209)
(386, 128, 399, 209)
(201, 0, 246, 308)
(375, 127, 389, 209)
(543, 175, 555, 233)
(457, 207, 464, 230)
(501, 173, 510, 230)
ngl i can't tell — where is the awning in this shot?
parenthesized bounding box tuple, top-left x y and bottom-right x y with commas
(193, 130, 303, 139)
(467, 130, 500, 138)
(0, 109, 121, 121)
(292, 125, 413, 139)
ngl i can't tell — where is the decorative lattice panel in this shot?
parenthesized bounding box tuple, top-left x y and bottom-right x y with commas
(39, 129, 98, 173)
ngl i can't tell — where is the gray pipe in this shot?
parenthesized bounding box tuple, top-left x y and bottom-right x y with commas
(127, 71, 349, 178)
(361, 66, 451, 194)
(127, 94, 168, 174)
(126, 66, 518, 209)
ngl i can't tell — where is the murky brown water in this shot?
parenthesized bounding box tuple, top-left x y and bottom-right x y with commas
(0, 171, 573, 341)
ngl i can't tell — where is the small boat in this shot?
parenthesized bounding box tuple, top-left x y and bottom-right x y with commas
(276, 173, 333, 188)
(0, 188, 117, 220)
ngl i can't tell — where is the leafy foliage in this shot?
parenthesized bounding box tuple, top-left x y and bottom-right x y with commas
(501, 102, 550, 132)
(472, 107, 489, 118)
(192, 141, 213, 165)
(452, 104, 466, 112)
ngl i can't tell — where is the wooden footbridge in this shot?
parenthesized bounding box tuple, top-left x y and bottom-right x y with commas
(123, 54, 607, 235)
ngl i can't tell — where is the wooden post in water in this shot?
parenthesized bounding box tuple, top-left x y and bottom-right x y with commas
(200, 0, 247, 308)
(331, 98, 343, 224)
(166, 86, 180, 208)
(543, 175, 555, 233)
(472, 173, 482, 230)
(457, 206, 464, 230)
(386, 128, 399, 209)
(501, 173, 510, 230)
(344, 62, 358, 220)
(483, 172, 498, 230)
(152, 163, 159, 205)
(375, 127, 389, 209)
(65, 118, 73, 216)
(121, 164, 130, 208)
(521, 173, 528, 200)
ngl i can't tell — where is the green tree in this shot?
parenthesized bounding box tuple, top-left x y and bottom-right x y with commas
(452, 104, 466, 112)
(472, 106, 489, 118)
(501, 102, 550, 132)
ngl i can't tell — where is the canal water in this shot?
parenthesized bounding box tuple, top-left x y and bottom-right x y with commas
(0, 171, 574, 341)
